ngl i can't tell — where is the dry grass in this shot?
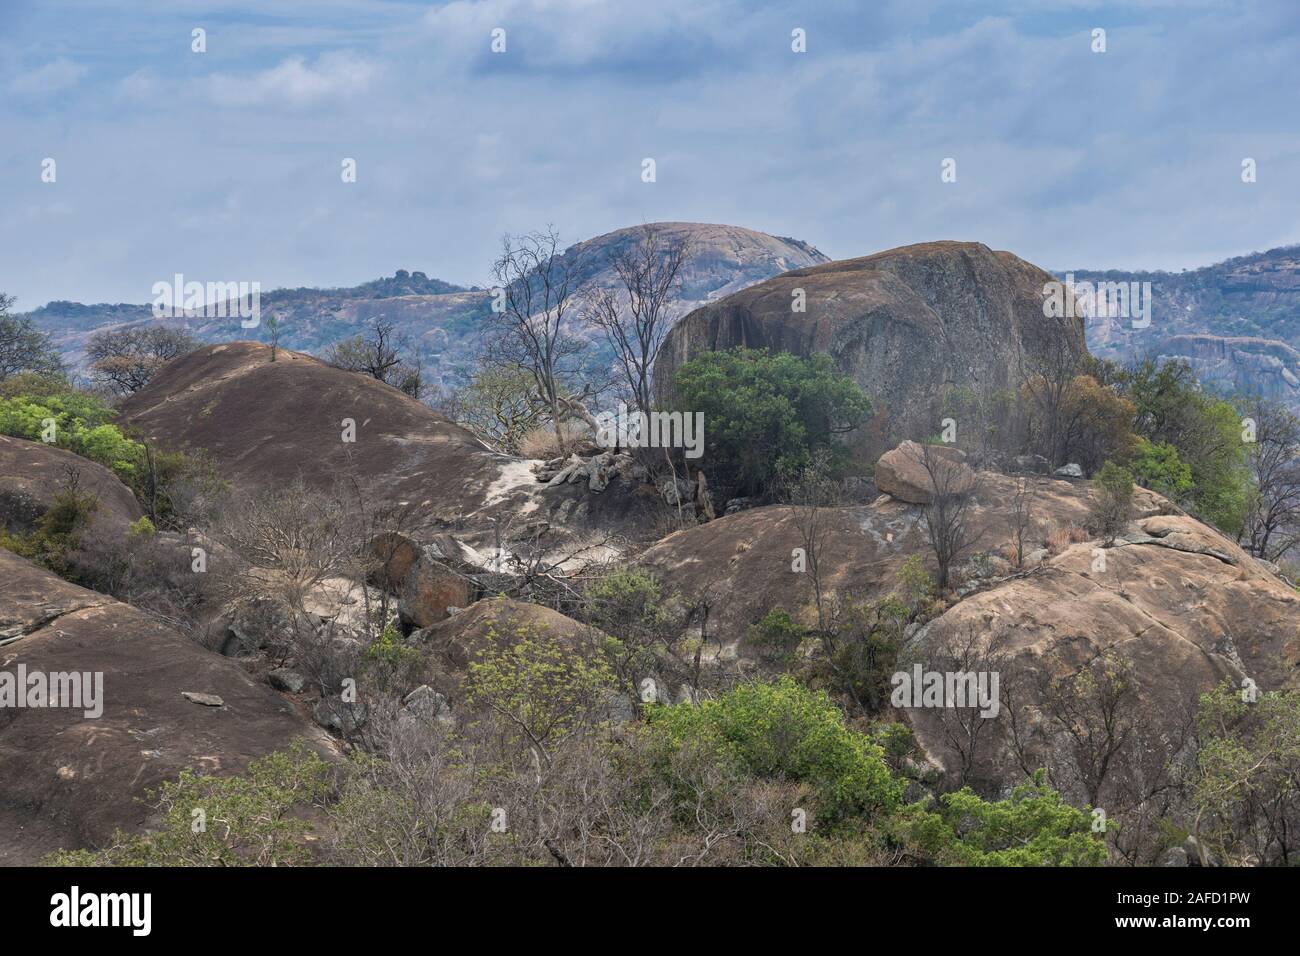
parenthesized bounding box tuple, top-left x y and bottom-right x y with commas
(518, 422, 591, 460)
(1045, 523, 1090, 554)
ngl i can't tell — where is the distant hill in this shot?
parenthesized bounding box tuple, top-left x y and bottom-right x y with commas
(1066, 244, 1300, 407)
(21, 223, 828, 390)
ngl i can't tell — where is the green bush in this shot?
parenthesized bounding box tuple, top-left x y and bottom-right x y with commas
(0, 482, 99, 573)
(1130, 437, 1193, 500)
(747, 607, 805, 664)
(672, 348, 872, 496)
(0, 387, 227, 528)
(42, 743, 333, 867)
(1122, 359, 1250, 533)
(907, 770, 1106, 866)
(647, 676, 902, 826)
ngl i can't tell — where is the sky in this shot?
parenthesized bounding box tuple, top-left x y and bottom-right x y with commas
(2, 0, 1299, 308)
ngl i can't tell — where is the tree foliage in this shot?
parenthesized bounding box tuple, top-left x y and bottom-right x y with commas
(672, 348, 871, 497)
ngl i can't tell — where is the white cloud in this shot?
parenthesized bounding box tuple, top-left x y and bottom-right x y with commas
(206, 51, 378, 108)
(9, 57, 86, 95)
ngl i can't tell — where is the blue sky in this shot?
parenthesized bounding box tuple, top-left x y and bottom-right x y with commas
(2, 0, 1298, 307)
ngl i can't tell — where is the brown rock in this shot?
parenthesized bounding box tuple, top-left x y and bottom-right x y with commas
(397, 553, 476, 629)
(0, 549, 337, 864)
(905, 512, 1300, 794)
(654, 241, 1087, 460)
(874, 440, 975, 504)
(0, 434, 142, 534)
(368, 531, 422, 593)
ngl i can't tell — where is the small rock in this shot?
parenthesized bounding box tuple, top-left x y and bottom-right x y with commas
(268, 668, 307, 694)
(1053, 462, 1085, 479)
(600, 690, 636, 724)
(1160, 846, 1189, 867)
(673, 684, 700, 706)
(313, 696, 368, 734)
(401, 684, 453, 725)
(1013, 454, 1050, 474)
(181, 692, 224, 707)
(1183, 834, 1219, 867)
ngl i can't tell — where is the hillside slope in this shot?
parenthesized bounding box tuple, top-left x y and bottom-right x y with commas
(22, 223, 828, 388)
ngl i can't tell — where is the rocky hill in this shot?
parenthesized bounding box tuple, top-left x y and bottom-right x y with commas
(20, 223, 828, 390)
(655, 241, 1086, 457)
(641, 463, 1300, 805)
(1069, 244, 1300, 408)
(115, 341, 661, 559)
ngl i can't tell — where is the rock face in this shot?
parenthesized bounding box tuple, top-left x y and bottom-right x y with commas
(1157, 334, 1300, 407)
(905, 512, 1300, 795)
(655, 241, 1087, 458)
(874, 441, 975, 504)
(638, 469, 1300, 800)
(116, 342, 664, 559)
(1072, 244, 1300, 412)
(117, 343, 506, 525)
(0, 435, 142, 534)
(0, 549, 337, 864)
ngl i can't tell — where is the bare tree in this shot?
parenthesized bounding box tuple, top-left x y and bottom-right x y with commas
(586, 225, 693, 415)
(1010, 477, 1035, 568)
(1020, 316, 1084, 468)
(782, 448, 840, 634)
(327, 318, 422, 396)
(907, 443, 982, 591)
(442, 360, 547, 454)
(1239, 397, 1300, 561)
(488, 227, 598, 447)
(924, 625, 1011, 789)
(86, 325, 199, 394)
(1038, 649, 1136, 808)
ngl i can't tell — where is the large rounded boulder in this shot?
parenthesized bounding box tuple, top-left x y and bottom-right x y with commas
(654, 241, 1086, 459)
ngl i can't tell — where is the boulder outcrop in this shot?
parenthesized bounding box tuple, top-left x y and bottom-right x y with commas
(873, 440, 975, 504)
(0, 549, 337, 864)
(0, 434, 142, 534)
(638, 466, 1300, 797)
(655, 241, 1087, 459)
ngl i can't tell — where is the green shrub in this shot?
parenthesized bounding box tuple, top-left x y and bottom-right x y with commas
(672, 348, 872, 497)
(907, 769, 1107, 866)
(361, 623, 426, 695)
(128, 515, 157, 537)
(1130, 437, 1193, 500)
(747, 607, 805, 664)
(647, 676, 902, 826)
(42, 743, 333, 867)
(0, 482, 99, 573)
